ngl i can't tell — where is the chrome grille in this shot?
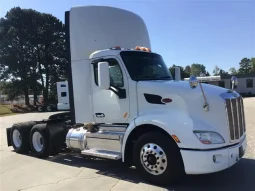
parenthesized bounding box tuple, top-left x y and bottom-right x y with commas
(225, 96, 246, 141)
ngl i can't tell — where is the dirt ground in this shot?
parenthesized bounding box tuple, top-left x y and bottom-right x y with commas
(0, 98, 254, 191)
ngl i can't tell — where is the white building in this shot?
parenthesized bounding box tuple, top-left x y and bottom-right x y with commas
(184, 74, 255, 95)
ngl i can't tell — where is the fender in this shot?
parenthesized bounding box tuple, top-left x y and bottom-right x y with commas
(121, 109, 224, 162)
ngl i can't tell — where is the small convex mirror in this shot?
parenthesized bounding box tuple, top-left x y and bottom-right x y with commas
(189, 75, 198, 89)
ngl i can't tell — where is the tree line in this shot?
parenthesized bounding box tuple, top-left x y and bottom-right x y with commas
(0, 7, 254, 105)
(169, 58, 255, 79)
(0, 7, 67, 105)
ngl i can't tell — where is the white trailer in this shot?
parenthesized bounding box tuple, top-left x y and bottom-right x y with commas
(6, 5, 247, 185)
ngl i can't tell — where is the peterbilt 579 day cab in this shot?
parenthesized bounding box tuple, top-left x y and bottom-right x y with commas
(6, 5, 247, 185)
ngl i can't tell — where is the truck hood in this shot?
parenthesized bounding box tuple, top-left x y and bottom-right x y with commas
(137, 80, 230, 103)
(136, 80, 236, 137)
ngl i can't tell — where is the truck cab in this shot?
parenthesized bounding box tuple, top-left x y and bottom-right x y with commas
(6, 5, 247, 186)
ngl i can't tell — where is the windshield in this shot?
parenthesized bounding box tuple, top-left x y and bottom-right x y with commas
(120, 51, 173, 81)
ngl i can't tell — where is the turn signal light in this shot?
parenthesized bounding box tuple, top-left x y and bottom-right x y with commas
(172, 135, 181, 143)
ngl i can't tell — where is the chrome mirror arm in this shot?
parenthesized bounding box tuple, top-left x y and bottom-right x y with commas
(189, 75, 209, 112)
(199, 82, 209, 111)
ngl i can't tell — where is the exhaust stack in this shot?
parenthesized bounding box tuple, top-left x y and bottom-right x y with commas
(174, 66, 181, 81)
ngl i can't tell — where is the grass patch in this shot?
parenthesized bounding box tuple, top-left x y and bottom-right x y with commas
(0, 104, 36, 116)
(0, 105, 14, 116)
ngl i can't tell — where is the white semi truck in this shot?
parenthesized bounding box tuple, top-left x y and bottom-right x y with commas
(36, 81, 70, 112)
(6, 5, 247, 185)
(56, 81, 70, 111)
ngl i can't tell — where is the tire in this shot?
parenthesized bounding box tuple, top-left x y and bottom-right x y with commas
(133, 131, 184, 186)
(46, 105, 53, 112)
(10, 121, 37, 154)
(37, 106, 44, 112)
(29, 124, 51, 158)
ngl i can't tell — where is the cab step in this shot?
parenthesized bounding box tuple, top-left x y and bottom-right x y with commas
(81, 149, 121, 160)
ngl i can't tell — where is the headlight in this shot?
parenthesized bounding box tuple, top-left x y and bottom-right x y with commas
(193, 131, 225, 144)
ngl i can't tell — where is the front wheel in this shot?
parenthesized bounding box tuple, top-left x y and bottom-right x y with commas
(133, 131, 184, 185)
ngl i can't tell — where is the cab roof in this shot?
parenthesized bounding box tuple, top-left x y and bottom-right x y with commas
(89, 46, 154, 59)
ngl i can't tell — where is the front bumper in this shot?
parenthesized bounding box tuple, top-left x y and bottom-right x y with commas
(180, 136, 247, 174)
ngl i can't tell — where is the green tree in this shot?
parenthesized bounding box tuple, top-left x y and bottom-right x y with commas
(184, 65, 191, 75)
(0, 80, 23, 101)
(190, 63, 209, 76)
(0, 7, 67, 105)
(229, 67, 238, 75)
(219, 69, 228, 75)
(238, 58, 252, 74)
(212, 65, 220, 76)
(169, 64, 190, 80)
(251, 57, 255, 73)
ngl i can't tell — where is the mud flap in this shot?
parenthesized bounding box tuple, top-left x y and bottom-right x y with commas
(6, 127, 12, 146)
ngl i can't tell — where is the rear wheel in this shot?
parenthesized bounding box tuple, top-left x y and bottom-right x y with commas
(10, 121, 36, 154)
(29, 124, 50, 158)
(133, 131, 184, 185)
(37, 105, 44, 112)
(46, 105, 53, 112)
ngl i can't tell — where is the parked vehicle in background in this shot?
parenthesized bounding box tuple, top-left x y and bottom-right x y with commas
(36, 81, 70, 112)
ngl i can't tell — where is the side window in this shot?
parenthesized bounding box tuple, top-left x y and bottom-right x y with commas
(246, 79, 253, 88)
(93, 58, 124, 87)
(61, 92, 67, 97)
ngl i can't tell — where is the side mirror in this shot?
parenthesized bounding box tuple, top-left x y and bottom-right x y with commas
(98, 62, 110, 90)
(189, 75, 198, 89)
(231, 76, 238, 90)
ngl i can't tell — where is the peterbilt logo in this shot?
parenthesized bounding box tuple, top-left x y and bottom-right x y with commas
(95, 113, 105, 118)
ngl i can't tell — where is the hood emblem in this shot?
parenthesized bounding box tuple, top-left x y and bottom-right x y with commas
(161, 98, 172, 104)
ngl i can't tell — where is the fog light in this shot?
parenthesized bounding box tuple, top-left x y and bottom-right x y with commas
(213, 154, 222, 163)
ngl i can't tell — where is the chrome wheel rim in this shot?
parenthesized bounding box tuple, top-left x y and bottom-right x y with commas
(32, 131, 44, 152)
(140, 143, 167, 175)
(12, 129, 22, 148)
(38, 106, 43, 112)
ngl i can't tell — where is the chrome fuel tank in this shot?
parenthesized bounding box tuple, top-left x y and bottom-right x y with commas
(66, 127, 87, 151)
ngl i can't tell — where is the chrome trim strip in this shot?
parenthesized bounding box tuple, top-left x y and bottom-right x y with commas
(220, 92, 244, 142)
(230, 98, 236, 139)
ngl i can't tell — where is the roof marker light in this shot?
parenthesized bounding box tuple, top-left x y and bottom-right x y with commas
(135, 46, 151, 52)
(110, 46, 121, 50)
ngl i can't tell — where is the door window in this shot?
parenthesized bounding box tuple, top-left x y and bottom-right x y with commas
(93, 58, 124, 87)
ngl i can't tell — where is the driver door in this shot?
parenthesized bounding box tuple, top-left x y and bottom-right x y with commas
(91, 56, 130, 124)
